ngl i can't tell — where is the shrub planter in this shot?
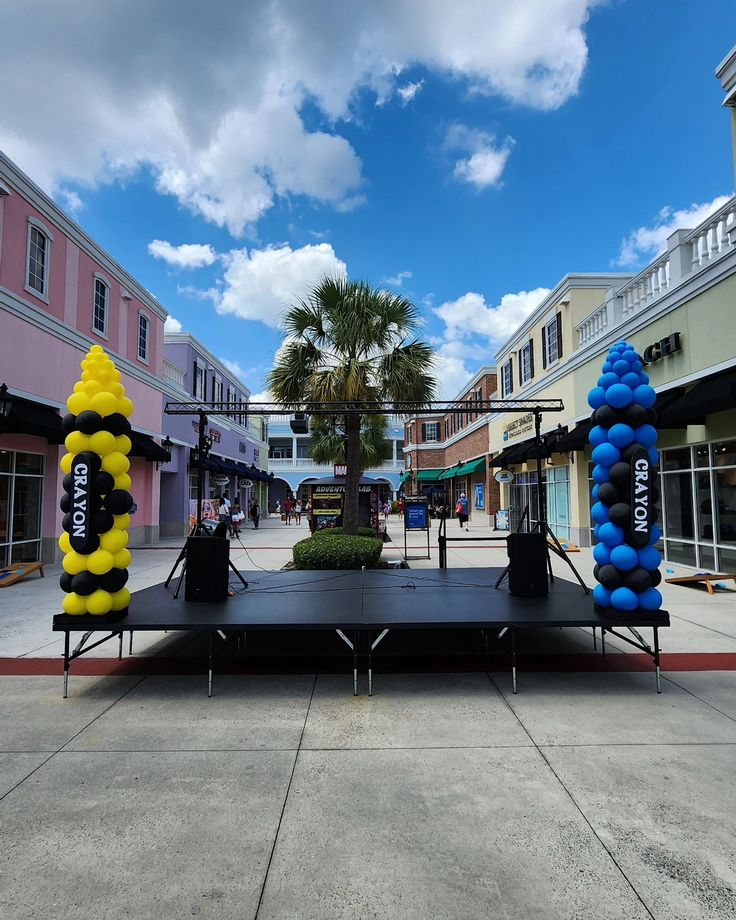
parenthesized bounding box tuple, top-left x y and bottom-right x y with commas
(293, 534, 383, 570)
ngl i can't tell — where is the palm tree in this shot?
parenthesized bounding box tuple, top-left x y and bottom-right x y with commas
(267, 276, 436, 534)
(308, 413, 393, 469)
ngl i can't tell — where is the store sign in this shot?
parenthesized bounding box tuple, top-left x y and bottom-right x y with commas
(405, 499, 429, 531)
(69, 452, 97, 554)
(642, 332, 682, 365)
(239, 442, 247, 454)
(630, 448, 652, 547)
(494, 469, 515, 484)
(502, 413, 534, 442)
(314, 484, 374, 493)
(334, 463, 347, 477)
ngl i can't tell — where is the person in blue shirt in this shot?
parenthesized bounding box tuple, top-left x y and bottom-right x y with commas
(456, 492, 469, 531)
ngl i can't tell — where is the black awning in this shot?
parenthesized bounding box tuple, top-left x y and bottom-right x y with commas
(129, 431, 171, 462)
(0, 397, 63, 443)
(657, 369, 736, 428)
(490, 443, 528, 467)
(555, 420, 592, 452)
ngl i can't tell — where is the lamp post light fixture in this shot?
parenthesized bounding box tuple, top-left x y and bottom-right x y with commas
(0, 384, 13, 418)
(157, 434, 174, 471)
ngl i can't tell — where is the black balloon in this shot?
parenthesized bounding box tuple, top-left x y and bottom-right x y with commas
(645, 408, 657, 426)
(60, 493, 70, 513)
(59, 572, 74, 593)
(61, 413, 77, 435)
(91, 510, 115, 534)
(76, 410, 103, 435)
(71, 571, 99, 596)
(62, 473, 73, 492)
(104, 413, 131, 436)
(598, 482, 623, 506)
(624, 567, 652, 593)
(62, 513, 71, 533)
(598, 564, 624, 590)
(93, 471, 115, 495)
(99, 567, 129, 592)
(105, 489, 133, 514)
(621, 443, 645, 464)
(609, 462, 631, 489)
(618, 403, 647, 427)
(608, 502, 631, 528)
(593, 405, 619, 428)
(593, 563, 600, 581)
(650, 568, 662, 587)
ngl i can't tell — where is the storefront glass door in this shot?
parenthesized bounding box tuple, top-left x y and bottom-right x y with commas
(0, 450, 44, 566)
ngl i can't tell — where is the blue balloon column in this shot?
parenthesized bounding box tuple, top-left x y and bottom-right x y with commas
(588, 340, 664, 612)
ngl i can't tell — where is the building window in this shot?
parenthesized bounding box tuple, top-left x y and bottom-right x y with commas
(422, 422, 439, 443)
(542, 313, 562, 368)
(502, 359, 513, 396)
(194, 362, 205, 400)
(213, 376, 223, 403)
(137, 312, 149, 362)
(26, 224, 50, 299)
(519, 341, 534, 386)
(0, 450, 44, 566)
(93, 277, 108, 336)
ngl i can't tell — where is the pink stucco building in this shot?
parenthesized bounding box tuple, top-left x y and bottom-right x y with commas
(0, 152, 169, 564)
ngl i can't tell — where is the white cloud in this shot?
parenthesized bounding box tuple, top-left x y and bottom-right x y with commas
(446, 124, 514, 189)
(58, 188, 83, 213)
(214, 242, 347, 328)
(220, 358, 247, 381)
(0, 1, 597, 233)
(164, 314, 183, 333)
(148, 239, 217, 269)
(434, 288, 550, 344)
(397, 80, 424, 104)
(616, 195, 732, 267)
(385, 270, 413, 287)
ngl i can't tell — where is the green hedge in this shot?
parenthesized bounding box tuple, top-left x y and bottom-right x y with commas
(293, 534, 383, 570)
(312, 526, 377, 539)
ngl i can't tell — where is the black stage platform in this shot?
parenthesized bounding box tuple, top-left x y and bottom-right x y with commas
(53, 568, 669, 698)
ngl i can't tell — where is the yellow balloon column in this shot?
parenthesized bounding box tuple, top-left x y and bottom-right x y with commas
(59, 345, 134, 616)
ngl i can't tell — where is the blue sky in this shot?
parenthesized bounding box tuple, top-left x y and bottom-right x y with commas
(1, 0, 734, 397)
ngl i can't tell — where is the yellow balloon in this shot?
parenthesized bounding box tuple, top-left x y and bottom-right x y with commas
(101, 452, 130, 476)
(96, 370, 112, 386)
(62, 551, 87, 575)
(83, 379, 103, 396)
(110, 368, 122, 382)
(112, 513, 131, 531)
(91, 391, 118, 417)
(99, 529, 127, 553)
(111, 587, 131, 611)
(87, 549, 114, 575)
(109, 382, 125, 398)
(64, 431, 90, 455)
(73, 381, 85, 393)
(117, 396, 134, 418)
(89, 430, 116, 456)
(113, 548, 132, 570)
(113, 473, 132, 491)
(58, 532, 71, 554)
(62, 592, 87, 615)
(89, 344, 104, 354)
(115, 435, 132, 455)
(60, 453, 73, 474)
(87, 590, 114, 616)
(66, 392, 91, 416)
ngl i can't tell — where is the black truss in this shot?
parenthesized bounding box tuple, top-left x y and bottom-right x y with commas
(164, 399, 565, 417)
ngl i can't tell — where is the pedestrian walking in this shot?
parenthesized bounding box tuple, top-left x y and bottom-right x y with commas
(231, 500, 243, 536)
(306, 499, 315, 534)
(397, 496, 404, 517)
(217, 496, 231, 535)
(284, 496, 292, 525)
(456, 492, 469, 531)
(295, 499, 302, 524)
(251, 500, 260, 529)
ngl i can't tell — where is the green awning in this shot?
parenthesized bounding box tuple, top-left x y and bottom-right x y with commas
(415, 469, 443, 482)
(399, 470, 412, 483)
(454, 457, 486, 478)
(438, 466, 459, 480)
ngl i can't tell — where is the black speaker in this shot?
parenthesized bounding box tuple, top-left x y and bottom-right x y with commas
(507, 532, 549, 597)
(185, 536, 229, 602)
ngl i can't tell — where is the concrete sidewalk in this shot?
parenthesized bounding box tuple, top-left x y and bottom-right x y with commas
(1, 515, 736, 918)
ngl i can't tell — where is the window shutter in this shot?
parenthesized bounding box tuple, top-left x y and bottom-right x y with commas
(529, 340, 535, 378)
(421, 423, 427, 442)
(507, 359, 513, 395)
(192, 360, 198, 397)
(518, 353, 523, 387)
(541, 325, 548, 369)
(556, 312, 563, 359)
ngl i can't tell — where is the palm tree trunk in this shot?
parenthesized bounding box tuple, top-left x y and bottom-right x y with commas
(343, 413, 361, 535)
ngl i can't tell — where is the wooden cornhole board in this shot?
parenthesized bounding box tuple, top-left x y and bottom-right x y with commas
(0, 561, 45, 587)
(549, 539, 580, 553)
(665, 572, 736, 594)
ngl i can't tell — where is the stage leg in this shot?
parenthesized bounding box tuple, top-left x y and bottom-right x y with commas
(654, 626, 661, 694)
(208, 631, 213, 698)
(353, 630, 359, 697)
(601, 628, 606, 657)
(368, 630, 389, 698)
(592, 627, 597, 651)
(118, 631, 123, 660)
(129, 630, 133, 655)
(511, 628, 517, 694)
(63, 631, 70, 699)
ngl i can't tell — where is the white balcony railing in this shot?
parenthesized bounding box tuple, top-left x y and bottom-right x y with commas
(163, 357, 186, 389)
(267, 458, 404, 471)
(619, 251, 671, 319)
(687, 197, 736, 269)
(576, 300, 613, 349)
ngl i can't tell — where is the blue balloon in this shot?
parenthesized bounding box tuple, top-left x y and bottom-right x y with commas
(633, 384, 655, 407)
(630, 360, 644, 373)
(611, 544, 638, 570)
(608, 423, 635, 448)
(589, 425, 609, 447)
(602, 362, 613, 373)
(599, 372, 620, 390)
(611, 587, 639, 611)
(599, 522, 624, 547)
(591, 502, 610, 524)
(606, 384, 634, 408)
(593, 542, 611, 565)
(621, 349, 638, 364)
(634, 424, 657, 448)
(615, 341, 627, 349)
(613, 359, 630, 376)
(592, 464, 610, 484)
(638, 545, 661, 570)
(592, 442, 620, 467)
(619, 372, 640, 389)
(638, 371, 649, 384)
(648, 523, 661, 546)
(593, 584, 612, 607)
(638, 587, 663, 610)
(588, 386, 607, 409)
(591, 484, 600, 502)
(648, 447, 659, 466)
